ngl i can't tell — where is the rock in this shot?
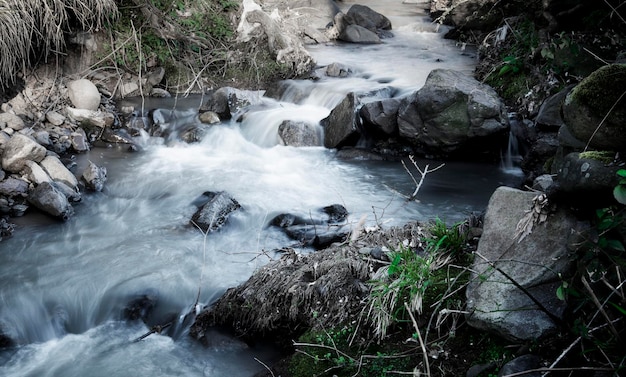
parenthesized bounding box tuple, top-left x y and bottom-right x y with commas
(0, 112, 25, 131)
(397, 69, 508, 157)
(150, 88, 171, 98)
(66, 79, 101, 111)
(339, 24, 382, 44)
(278, 120, 320, 147)
(22, 160, 52, 185)
(325, 62, 352, 78)
(532, 174, 554, 192)
(34, 130, 51, 146)
(321, 92, 361, 149)
(555, 152, 620, 204)
(39, 155, 79, 190)
(70, 129, 90, 152)
(0, 177, 29, 197)
(345, 4, 392, 34)
(66, 107, 114, 130)
(466, 186, 576, 341)
(520, 133, 560, 179)
(81, 160, 107, 192)
(199, 87, 235, 120)
(535, 86, 572, 130)
(562, 64, 626, 151)
(198, 111, 221, 125)
(269, 204, 349, 249)
(46, 111, 66, 126)
(190, 191, 242, 233)
(498, 354, 541, 377)
(360, 98, 401, 137)
(0, 217, 15, 241)
(28, 181, 74, 220)
(119, 82, 140, 98)
(1, 134, 47, 173)
(430, 0, 504, 31)
(123, 291, 158, 322)
(52, 181, 81, 203)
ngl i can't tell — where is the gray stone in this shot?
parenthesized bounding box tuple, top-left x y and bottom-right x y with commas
(345, 4, 392, 33)
(0, 113, 25, 131)
(325, 62, 352, 78)
(198, 111, 221, 125)
(0, 177, 29, 197)
(67, 79, 101, 111)
(28, 181, 74, 220)
(39, 155, 79, 190)
(34, 130, 51, 146)
(532, 174, 554, 192)
(338, 24, 381, 44)
(466, 186, 576, 341)
(1, 134, 47, 173)
(321, 92, 361, 148)
(45, 111, 66, 126)
(278, 120, 320, 147)
(398, 69, 508, 155)
(556, 152, 619, 195)
(70, 128, 90, 152)
(360, 98, 401, 136)
(66, 107, 114, 130)
(81, 161, 107, 192)
(535, 86, 572, 130)
(190, 191, 241, 233)
(22, 160, 52, 185)
(52, 181, 81, 203)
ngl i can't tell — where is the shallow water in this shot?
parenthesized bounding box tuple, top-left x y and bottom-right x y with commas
(0, 1, 520, 376)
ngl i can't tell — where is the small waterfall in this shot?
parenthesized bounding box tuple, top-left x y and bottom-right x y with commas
(500, 113, 525, 175)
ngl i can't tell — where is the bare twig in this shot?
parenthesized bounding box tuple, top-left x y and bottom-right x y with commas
(401, 155, 445, 201)
(404, 301, 430, 377)
(254, 358, 275, 377)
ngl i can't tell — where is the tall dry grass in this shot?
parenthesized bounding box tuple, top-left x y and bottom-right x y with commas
(0, 0, 118, 85)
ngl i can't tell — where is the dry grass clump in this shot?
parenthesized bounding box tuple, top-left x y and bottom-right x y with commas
(0, 0, 118, 85)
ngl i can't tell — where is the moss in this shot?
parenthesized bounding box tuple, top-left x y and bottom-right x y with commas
(578, 151, 615, 164)
(567, 64, 626, 118)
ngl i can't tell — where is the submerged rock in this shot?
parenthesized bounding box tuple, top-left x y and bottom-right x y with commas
(28, 181, 74, 220)
(269, 204, 349, 249)
(278, 120, 320, 147)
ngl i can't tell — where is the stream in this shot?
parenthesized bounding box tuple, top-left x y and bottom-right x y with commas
(0, 1, 522, 376)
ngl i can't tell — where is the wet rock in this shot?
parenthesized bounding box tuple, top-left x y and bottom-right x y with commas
(466, 186, 577, 341)
(190, 191, 242, 233)
(0, 217, 15, 241)
(278, 120, 320, 147)
(360, 98, 401, 137)
(123, 292, 158, 322)
(562, 64, 626, 151)
(198, 111, 220, 125)
(199, 88, 233, 120)
(70, 128, 89, 152)
(321, 92, 361, 149)
(398, 69, 508, 157)
(0, 177, 29, 197)
(52, 181, 81, 203)
(339, 24, 382, 44)
(34, 130, 51, 146)
(554, 152, 620, 206)
(345, 4, 392, 34)
(325, 62, 352, 78)
(81, 160, 107, 192)
(67, 79, 101, 111)
(28, 181, 74, 220)
(269, 204, 349, 249)
(1, 134, 47, 173)
(39, 155, 79, 190)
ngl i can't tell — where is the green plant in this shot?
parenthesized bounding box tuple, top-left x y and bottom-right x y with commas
(424, 218, 468, 255)
(613, 169, 626, 205)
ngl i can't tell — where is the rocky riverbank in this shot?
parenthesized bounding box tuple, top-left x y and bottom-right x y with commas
(1, 0, 625, 376)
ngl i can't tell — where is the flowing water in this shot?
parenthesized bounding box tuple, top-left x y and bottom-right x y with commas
(0, 1, 522, 376)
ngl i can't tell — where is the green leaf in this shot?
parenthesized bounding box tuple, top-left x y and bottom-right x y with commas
(606, 239, 625, 252)
(617, 169, 626, 178)
(556, 285, 566, 301)
(613, 185, 626, 205)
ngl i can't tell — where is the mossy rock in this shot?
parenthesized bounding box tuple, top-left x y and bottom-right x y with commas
(562, 64, 626, 151)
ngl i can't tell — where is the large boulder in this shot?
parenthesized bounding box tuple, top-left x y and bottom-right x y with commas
(466, 186, 577, 341)
(66, 79, 101, 111)
(190, 191, 242, 233)
(338, 24, 382, 44)
(360, 98, 401, 138)
(1, 134, 47, 173)
(562, 64, 626, 151)
(397, 69, 508, 157)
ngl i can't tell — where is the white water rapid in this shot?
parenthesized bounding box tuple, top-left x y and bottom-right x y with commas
(0, 1, 522, 376)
